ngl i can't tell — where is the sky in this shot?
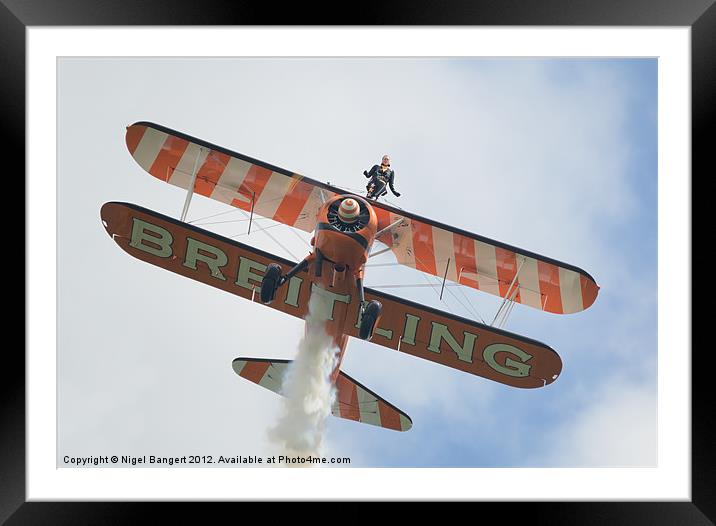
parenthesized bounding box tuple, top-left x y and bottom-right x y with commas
(57, 57, 657, 469)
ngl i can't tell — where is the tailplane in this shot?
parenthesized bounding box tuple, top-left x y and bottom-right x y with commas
(232, 358, 412, 432)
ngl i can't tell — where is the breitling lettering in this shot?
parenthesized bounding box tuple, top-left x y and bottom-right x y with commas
(400, 313, 420, 345)
(284, 275, 303, 307)
(129, 217, 173, 258)
(235, 256, 266, 291)
(426, 321, 477, 363)
(184, 237, 228, 280)
(482, 343, 533, 377)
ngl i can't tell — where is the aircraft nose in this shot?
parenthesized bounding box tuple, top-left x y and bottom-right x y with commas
(338, 198, 359, 223)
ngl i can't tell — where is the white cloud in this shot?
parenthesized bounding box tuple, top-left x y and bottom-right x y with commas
(532, 376, 657, 467)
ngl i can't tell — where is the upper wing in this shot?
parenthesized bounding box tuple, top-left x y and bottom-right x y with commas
(125, 121, 341, 233)
(125, 121, 599, 314)
(370, 203, 599, 315)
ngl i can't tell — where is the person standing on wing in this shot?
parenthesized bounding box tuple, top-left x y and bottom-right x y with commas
(364, 154, 401, 200)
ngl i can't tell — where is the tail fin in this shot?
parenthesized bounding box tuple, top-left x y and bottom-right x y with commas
(232, 358, 412, 432)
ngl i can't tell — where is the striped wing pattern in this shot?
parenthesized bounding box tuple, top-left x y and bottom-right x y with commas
(232, 358, 412, 432)
(370, 207, 600, 315)
(126, 122, 337, 233)
(126, 122, 598, 315)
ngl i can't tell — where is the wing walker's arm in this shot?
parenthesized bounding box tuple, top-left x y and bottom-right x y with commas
(387, 172, 400, 197)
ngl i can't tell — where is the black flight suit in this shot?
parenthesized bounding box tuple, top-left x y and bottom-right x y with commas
(364, 165, 400, 199)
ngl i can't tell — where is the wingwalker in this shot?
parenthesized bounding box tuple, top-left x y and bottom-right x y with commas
(101, 122, 600, 432)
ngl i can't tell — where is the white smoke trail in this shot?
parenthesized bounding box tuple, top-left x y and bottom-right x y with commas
(267, 288, 339, 462)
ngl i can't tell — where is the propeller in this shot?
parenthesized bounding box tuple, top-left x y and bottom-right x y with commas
(327, 197, 370, 233)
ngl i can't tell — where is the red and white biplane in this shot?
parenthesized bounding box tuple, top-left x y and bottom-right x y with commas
(101, 122, 600, 432)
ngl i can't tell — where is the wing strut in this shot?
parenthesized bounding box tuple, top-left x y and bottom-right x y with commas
(375, 216, 405, 240)
(369, 246, 392, 258)
(439, 258, 451, 301)
(490, 256, 526, 327)
(180, 147, 205, 222)
(247, 192, 256, 235)
(369, 216, 406, 258)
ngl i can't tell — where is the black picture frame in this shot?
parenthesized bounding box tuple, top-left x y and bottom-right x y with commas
(7, 0, 709, 522)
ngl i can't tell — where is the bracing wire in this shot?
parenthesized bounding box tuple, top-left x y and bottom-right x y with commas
(228, 209, 301, 262)
(286, 225, 313, 249)
(228, 222, 284, 238)
(409, 253, 487, 323)
(186, 206, 244, 224)
(454, 277, 488, 324)
(193, 217, 270, 227)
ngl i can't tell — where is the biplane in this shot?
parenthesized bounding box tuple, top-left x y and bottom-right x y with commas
(101, 122, 599, 433)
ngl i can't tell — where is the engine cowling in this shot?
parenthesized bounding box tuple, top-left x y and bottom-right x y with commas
(313, 195, 378, 270)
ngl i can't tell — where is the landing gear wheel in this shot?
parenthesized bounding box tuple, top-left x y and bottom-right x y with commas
(260, 263, 282, 304)
(359, 300, 382, 341)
